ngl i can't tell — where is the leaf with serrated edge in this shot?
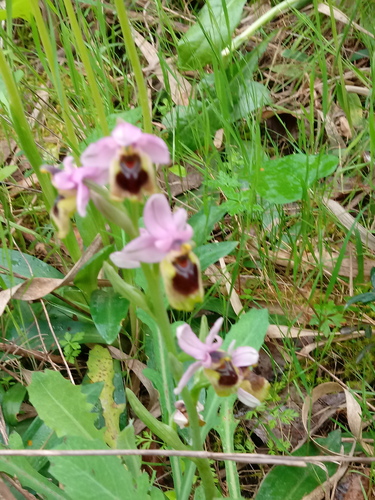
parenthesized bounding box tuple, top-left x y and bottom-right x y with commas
(50, 437, 138, 500)
(28, 370, 103, 441)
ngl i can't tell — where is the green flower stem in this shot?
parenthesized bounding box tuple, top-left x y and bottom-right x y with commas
(221, 0, 311, 57)
(114, 0, 152, 134)
(182, 389, 218, 500)
(30, 1, 80, 155)
(0, 49, 55, 209)
(126, 388, 192, 455)
(141, 264, 176, 356)
(221, 398, 241, 499)
(62, 0, 109, 135)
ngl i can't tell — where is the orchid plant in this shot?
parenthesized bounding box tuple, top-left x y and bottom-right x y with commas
(44, 120, 270, 499)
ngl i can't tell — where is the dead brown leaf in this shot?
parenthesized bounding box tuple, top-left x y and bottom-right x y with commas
(0, 235, 103, 316)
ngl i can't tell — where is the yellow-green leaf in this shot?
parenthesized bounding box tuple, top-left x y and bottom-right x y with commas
(87, 346, 125, 448)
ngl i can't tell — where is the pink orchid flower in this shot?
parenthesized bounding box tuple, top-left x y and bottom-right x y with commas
(174, 318, 260, 407)
(81, 121, 170, 169)
(45, 156, 108, 216)
(110, 194, 193, 268)
(81, 121, 170, 199)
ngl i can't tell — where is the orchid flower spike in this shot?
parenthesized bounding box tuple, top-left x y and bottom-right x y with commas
(81, 121, 170, 200)
(110, 194, 193, 268)
(43, 156, 108, 238)
(174, 318, 265, 408)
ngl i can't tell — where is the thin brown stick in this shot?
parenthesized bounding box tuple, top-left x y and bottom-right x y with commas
(0, 448, 375, 466)
(0, 342, 69, 366)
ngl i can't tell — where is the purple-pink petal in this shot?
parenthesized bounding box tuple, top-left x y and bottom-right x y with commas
(174, 361, 202, 395)
(136, 134, 170, 164)
(237, 388, 261, 408)
(143, 194, 176, 237)
(111, 121, 143, 147)
(231, 346, 259, 368)
(81, 137, 118, 169)
(176, 324, 213, 363)
(76, 183, 91, 216)
(205, 317, 224, 346)
(110, 231, 167, 268)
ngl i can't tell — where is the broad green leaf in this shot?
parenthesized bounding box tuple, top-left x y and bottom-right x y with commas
(0, 433, 67, 500)
(255, 431, 342, 499)
(116, 423, 141, 477)
(0, 165, 17, 182)
(6, 302, 104, 350)
(87, 346, 125, 447)
(50, 437, 138, 500)
(2, 383, 26, 426)
(195, 241, 238, 270)
(230, 80, 271, 121)
(74, 245, 113, 298)
(0, 249, 63, 287)
(0, 0, 33, 21)
(254, 154, 339, 204)
(346, 292, 375, 307)
(347, 92, 363, 128)
(28, 370, 103, 441)
(22, 417, 62, 471)
(371, 267, 375, 289)
(189, 202, 228, 247)
(178, 0, 246, 68)
(163, 100, 220, 151)
(223, 308, 269, 351)
(90, 288, 129, 344)
(169, 165, 188, 177)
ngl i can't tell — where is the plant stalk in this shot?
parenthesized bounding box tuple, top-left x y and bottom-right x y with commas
(182, 389, 218, 500)
(221, 0, 311, 57)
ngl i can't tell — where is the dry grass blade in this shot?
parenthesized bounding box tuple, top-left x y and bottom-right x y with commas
(316, 3, 375, 40)
(132, 29, 192, 105)
(108, 346, 159, 411)
(301, 382, 373, 455)
(322, 198, 375, 253)
(0, 235, 103, 316)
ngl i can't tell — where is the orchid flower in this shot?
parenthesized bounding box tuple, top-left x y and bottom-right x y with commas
(43, 156, 108, 237)
(110, 194, 193, 268)
(174, 318, 264, 407)
(81, 121, 170, 199)
(160, 245, 203, 311)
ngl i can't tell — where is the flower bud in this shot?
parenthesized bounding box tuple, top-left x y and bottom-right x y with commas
(173, 400, 205, 428)
(160, 244, 203, 311)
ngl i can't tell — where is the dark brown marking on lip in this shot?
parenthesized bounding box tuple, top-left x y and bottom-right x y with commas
(116, 153, 149, 194)
(216, 359, 239, 386)
(172, 254, 199, 295)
